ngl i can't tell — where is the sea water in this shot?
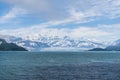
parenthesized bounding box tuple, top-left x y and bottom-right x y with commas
(0, 51, 120, 80)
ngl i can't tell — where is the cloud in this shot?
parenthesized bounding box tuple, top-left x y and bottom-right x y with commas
(1, 0, 120, 21)
(1, 23, 120, 42)
(0, 7, 26, 24)
(1, 0, 71, 20)
(0, 0, 120, 43)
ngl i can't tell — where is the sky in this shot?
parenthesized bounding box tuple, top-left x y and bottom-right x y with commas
(0, 0, 120, 42)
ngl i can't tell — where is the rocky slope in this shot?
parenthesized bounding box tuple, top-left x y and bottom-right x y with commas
(0, 38, 27, 51)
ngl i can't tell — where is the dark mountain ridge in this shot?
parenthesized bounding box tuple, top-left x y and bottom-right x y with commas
(0, 39, 27, 51)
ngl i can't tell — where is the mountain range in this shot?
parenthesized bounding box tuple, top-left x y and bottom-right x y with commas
(89, 39, 120, 51)
(0, 35, 107, 51)
(1, 34, 120, 51)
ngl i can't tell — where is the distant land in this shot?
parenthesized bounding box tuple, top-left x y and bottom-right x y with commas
(0, 35, 106, 51)
(0, 35, 120, 51)
(89, 39, 120, 51)
(89, 47, 120, 51)
(0, 39, 27, 51)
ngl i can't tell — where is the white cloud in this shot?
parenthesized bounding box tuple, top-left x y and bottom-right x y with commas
(1, 0, 70, 20)
(0, 0, 120, 43)
(1, 23, 120, 42)
(1, 0, 120, 21)
(0, 7, 26, 23)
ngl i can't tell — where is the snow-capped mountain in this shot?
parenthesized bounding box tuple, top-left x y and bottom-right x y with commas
(90, 39, 120, 51)
(105, 39, 120, 51)
(111, 39, 120, 46)
(0, 34, 107, 51)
